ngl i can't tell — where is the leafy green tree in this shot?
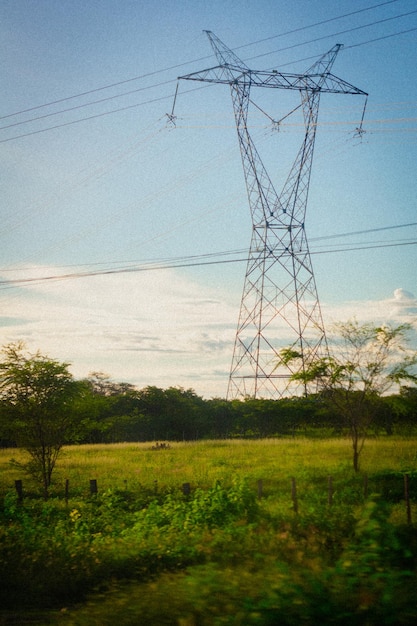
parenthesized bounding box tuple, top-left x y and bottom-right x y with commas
(76, 372, 141, 443)
(389, 386, 417, 434)
(136, 386, 207, 441)
(0, 342, 83, 497)
(205, 398, 239, 438)
(280, 321, 417, 471)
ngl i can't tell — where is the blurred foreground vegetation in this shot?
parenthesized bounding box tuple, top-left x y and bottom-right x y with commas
(1, 439, 416, 625)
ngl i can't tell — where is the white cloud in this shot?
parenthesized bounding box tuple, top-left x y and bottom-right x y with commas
(0, 267, 237, 396)
(390, 289, 417, 318)
(322, 289, 417, 328)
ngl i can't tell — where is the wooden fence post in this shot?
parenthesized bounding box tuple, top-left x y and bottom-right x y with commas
(182, 482, 191, 497)
(65, 479, 69, 505)
(291, 477, 298, 514)
(404, 474, 412, 525)
(15, 479, 23, 502)
(257, 479, 263, 499)
(89, 479, 98, 495)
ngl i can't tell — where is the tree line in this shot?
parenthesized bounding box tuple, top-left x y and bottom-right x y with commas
(3, 365, 416, 448)
(69, 375, 417, 444)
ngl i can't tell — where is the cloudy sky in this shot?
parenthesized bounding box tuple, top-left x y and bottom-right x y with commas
(1, 0, 416, 397)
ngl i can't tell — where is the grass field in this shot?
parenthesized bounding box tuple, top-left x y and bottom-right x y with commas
(1, 437, 417, 625)
(2, 436, 416, 496)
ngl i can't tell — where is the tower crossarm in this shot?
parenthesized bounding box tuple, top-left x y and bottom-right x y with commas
(179, 67, 367, 96)
(178, 35, 367, 97)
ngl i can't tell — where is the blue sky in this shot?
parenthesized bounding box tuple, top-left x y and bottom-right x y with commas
(1, 0, 416, 397)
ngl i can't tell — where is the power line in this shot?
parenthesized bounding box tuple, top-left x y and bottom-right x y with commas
(312, 221, 417, 241)
(2, 221, 415, 274)
(313, 239, 417, 255)
(266, 27, 417, 70)
(0, 0, 402, 124)
(344, 24, 417, 49)
(0, 10, 417, 143)
(235, 0, 403, 51)
(1, 235, 415, 289)
(0, 84, 209, 144)
(0, 64, 206, 124)
(1, 239, 415, 289)
(0, 79, 177, 132)
(175, 115, 417, 131)
(249, 8, 417, 63)
(2, 101, 415, 145)
(1, 19, 415, 145)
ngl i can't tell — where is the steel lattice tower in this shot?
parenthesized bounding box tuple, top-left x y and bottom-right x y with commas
(174, 31, 367, 399)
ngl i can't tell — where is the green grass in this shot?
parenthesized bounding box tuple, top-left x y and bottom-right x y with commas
(2, 437, 416, 497)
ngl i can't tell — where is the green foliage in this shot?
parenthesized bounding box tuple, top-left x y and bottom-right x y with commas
(1, 440, 417, 623)
(281, 321, 417, 471)
(331, 498, 416, 623)
(370, 470, 417, 502)
(0, 479, 259, 610)
(58, 501, 417, 625)
(3, 359, 415, 451)
(0, 342, 84, 497)
(129, 478, 258, 534)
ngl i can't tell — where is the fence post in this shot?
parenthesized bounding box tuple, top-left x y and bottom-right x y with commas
(291, 477, 298, 514)
(182, 482, 191, 497)
(65, 479, 69, 505)
(89, 479, 98, 495)
(328, 476, 333, 506)
(404, 474, 412, 525)
(257, 479, 263, 499)
(15, 479, 23, 502)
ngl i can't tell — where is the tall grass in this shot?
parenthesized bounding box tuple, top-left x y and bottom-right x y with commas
(1, 437, 416, 498)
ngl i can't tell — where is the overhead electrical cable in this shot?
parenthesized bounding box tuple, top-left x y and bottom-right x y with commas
(0, 79, 178, 131)
(0, 0, 402, 124)
(2, 25, 416, 147)
(234, 0, 403, 50)
(0, 65, 208, 124)
(0, 84, 210, 144)
(1, 13, 416, 143)
(344, 24, 417, 49)
(274, 25, 417, 69)
(248, 8, 417, 63)
(0, 240, 415, 290)
(1, 222, 415, 289)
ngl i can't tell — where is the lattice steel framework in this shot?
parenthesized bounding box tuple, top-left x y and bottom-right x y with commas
(174, 31, 367, 399)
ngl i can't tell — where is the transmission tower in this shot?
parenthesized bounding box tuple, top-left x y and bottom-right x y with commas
(173, 31, 367, 399)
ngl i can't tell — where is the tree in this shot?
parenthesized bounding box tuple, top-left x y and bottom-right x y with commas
(76, 372, 141, 443)
(280, 321, 417, 471)
(86, 371, 136, 397)
(0, 342, 83, 497)
(136, 386, 207, 441)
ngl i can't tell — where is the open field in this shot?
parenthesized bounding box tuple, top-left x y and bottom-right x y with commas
(2, 437, 417, 497)
(1, 437, 417, 625)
